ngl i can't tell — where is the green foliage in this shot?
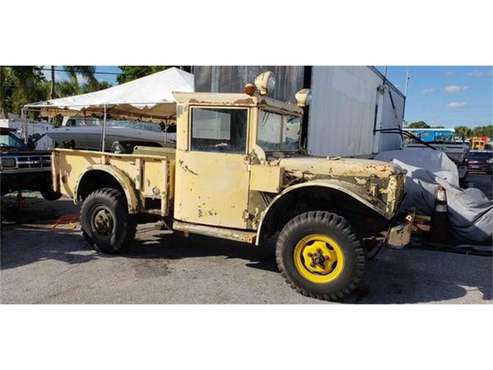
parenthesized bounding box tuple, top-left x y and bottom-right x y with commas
(56, 79, 113, 97)
(471, 125, 493, 138)
(117, 66, 168, 84)
(454, 125, 493, 139)
(407, 121, 430, 128)
(116, 66, 191, 84)
(454, 126, 472, 139)
(0, 66, 111, 117)
(0, 66, 49, 118)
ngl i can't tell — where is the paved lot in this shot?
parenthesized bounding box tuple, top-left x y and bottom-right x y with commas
(1, 174, 492, 304)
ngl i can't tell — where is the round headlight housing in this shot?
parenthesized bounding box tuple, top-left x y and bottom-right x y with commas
(295, 88, 312, 107)
(254, 71, 275, 96)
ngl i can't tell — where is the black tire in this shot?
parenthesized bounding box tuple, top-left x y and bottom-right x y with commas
(80, 188, 136, 254)
(40, 187, 62, 201)
(276, 211, 365, 301)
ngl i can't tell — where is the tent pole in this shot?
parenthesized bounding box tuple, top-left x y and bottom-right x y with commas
(21, 108, 28, 144)
(101, 104, 107, 152)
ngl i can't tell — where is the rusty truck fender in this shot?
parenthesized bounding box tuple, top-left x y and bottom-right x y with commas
(74, 164, 139, 213)
(255, 178, 391, 245)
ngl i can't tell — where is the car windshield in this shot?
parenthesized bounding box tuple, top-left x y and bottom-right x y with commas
(469, 151, 492, 159)
(66, 118, 162, 132)
(0, 132, 25, 149)
(257, 111, 301, 152)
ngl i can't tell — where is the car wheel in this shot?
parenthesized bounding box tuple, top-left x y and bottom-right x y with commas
(80, 188, 136, 254)
(276, 211, 365, 301)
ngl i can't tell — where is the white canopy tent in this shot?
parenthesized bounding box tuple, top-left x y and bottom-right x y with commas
(22, 67, 194, 150)
(23, 67, 194, 122)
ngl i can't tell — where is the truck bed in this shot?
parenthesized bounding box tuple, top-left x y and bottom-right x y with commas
(52, 148, 175, 216)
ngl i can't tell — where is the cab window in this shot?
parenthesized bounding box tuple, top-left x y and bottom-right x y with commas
(190, 108, 247, 153)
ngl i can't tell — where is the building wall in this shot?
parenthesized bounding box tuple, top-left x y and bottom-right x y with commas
(193, 66, 304, 103)
(307, 66, 404, 157)
(378, 79, 405, 152)
(193, 66, 405, 157)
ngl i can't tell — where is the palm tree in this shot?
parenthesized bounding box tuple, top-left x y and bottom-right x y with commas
(0, 66, 43, 118)
(49, 66, 98, 98)
(0, 67, 6, 118)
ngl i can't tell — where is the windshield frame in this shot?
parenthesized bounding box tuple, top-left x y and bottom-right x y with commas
(256, 109, 302, 153)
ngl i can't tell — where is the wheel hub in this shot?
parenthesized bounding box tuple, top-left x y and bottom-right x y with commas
(302, 241, 337, 275)
(293, 234, 345, 284)
(93, 208, 113, 235)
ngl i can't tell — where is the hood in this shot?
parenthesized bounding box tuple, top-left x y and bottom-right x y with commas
(278, 156, 404, 179)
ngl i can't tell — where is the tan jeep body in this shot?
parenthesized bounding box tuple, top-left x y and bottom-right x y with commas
(52, 91, 405, 245)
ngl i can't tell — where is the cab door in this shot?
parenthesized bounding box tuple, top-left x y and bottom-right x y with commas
(174, 106, 251, 229)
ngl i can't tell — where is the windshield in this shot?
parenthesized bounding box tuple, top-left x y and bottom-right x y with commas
(0, 133, 25, 149)
(469, 151, 492, 159)
(257, 111, 301, 152)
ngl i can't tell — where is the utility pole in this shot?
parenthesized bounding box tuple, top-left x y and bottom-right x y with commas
(404, 70, 410, 96)
(50, 66, 56, 99)
(0, 66, 6, 119)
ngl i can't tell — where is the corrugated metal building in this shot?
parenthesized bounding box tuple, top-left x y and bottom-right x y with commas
(193, 66, 405, 157)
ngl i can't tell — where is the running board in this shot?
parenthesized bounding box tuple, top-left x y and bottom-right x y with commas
(173, 221, 256, 244)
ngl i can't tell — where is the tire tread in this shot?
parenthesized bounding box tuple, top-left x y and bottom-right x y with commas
(275, 211, 365, 302)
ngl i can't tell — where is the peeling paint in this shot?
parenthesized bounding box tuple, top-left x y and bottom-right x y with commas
(178, 160, 198, 176)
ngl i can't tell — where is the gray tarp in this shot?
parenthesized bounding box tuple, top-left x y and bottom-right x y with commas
(376, 149, 493, 244)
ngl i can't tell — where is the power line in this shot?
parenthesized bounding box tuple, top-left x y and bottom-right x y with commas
(39, 67, 121, 76)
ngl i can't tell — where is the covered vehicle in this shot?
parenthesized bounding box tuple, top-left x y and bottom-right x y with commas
(403, 128, 469, 182)
(376, 148, 493, 244)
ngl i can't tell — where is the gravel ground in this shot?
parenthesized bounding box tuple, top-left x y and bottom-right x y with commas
(1, 175, 491, 304)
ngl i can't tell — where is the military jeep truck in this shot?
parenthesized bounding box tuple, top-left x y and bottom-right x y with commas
(51, 72, 409, 301)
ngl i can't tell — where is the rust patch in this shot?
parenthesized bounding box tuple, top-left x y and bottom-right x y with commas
(233, 98, 255, 105)
(178, 160, 198, 176)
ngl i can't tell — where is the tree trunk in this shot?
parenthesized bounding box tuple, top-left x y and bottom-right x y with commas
(0, 66, 6, 119)
(50, 65, 56, 99)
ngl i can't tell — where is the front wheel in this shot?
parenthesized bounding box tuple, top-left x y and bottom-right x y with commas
(276, 211, 365, 301)
(80, 188, 136, 254)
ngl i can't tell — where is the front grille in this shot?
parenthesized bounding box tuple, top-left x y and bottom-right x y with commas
(15, 155, 51, 169)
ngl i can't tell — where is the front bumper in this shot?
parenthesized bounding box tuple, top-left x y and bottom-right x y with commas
(386, 211, 415, 248)
(0, 170, 51, 195)
(468, 164, 492, 173)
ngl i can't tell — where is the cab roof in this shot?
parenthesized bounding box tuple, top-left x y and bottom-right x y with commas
(173, 92, 303, 116)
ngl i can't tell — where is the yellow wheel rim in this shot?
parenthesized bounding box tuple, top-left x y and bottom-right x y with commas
(293, 234, 345, 284)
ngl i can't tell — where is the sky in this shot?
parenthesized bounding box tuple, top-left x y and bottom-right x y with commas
(50, 65, 493, 128)
(376, 66, 492, 128)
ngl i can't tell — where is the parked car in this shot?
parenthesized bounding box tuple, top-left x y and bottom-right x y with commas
(467, 150, 493, 174)
(0, 127, 60, 199)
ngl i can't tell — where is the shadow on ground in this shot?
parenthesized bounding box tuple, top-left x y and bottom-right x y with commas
(2, 194, 492, 304)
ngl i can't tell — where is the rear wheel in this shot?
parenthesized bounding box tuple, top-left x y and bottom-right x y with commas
(80, 188, 136, 254)
(276, 211, 365, 301)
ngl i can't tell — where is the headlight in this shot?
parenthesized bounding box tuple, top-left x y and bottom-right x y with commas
(487, 158, 493, 164)
(0, 157, 16, 168)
